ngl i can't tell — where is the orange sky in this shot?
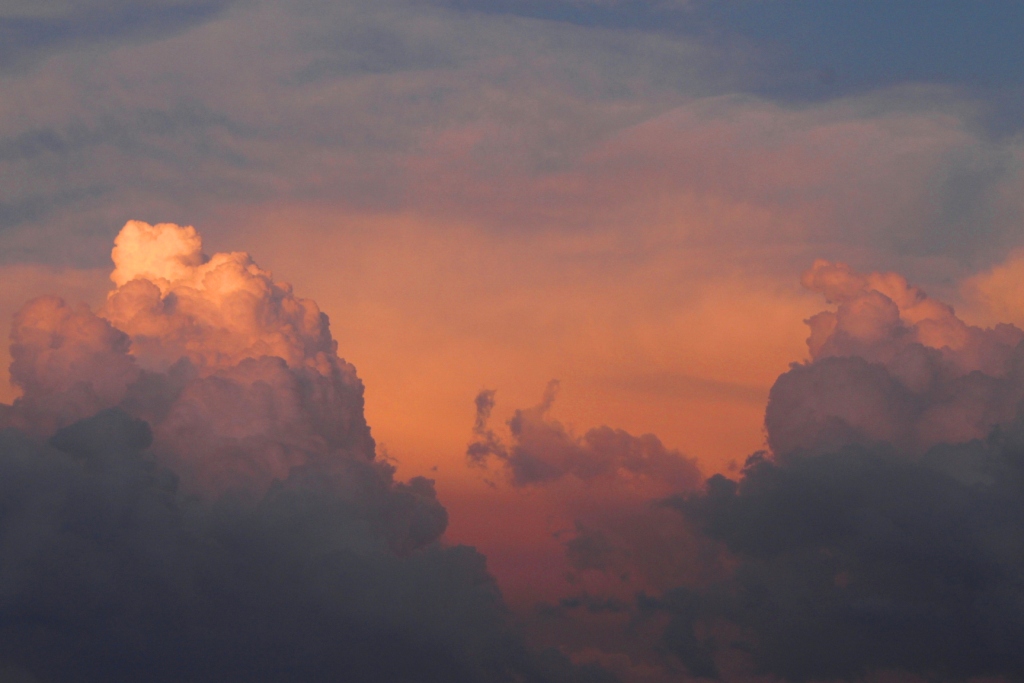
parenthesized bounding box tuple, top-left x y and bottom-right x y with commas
(233, 208, 816, 472)
(4, 2, 1024, 679)
(6, 203, 1023, 626)
(5, 206, 1022, 615)
(0, 207, 819, 610)
(3, 209, 1024, 683)
(223, 206, 823, 609)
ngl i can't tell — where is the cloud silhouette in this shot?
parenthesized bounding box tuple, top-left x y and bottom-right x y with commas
(668, 430, 1024, 681)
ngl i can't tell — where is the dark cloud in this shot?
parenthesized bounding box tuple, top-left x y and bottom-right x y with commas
(664, 428, 1024, 681)
(0, 408, 614, 682)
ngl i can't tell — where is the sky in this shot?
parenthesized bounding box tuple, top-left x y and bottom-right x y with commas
(1, 1, 1024, 682)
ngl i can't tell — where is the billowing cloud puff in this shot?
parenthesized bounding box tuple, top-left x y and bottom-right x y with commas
(0, 221, 612, 682)
(7, 220, 373, 493)
(8, 295, 139, 432)
(105, 220, 339, 372)
(647, 262, 1024, 682)
(469, 381, 701, 493)
(766, 260, 1024, 456)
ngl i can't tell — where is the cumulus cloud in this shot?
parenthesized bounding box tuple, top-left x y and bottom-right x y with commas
(7, 220, 375, 494)
(766, 260, 1024, 457)
(637, 262, 1024, 681)
(465, 263, 1024, 682)
(469, 380, 701, 492)
(0, 221, 612, 682)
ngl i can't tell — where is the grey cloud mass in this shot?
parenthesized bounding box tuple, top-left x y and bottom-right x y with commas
(668, 430, 1024, 681)
(0, 408, 611, 683)
(655, 264, 1024, 680)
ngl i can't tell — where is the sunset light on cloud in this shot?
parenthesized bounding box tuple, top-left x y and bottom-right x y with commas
(2, 1, 1024, 681)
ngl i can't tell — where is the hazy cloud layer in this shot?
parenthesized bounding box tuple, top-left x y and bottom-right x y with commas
(0, 0, 236, 71)
(2, 0, 1023, 280)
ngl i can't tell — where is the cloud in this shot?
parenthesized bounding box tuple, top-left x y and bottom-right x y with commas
(8, 294, 140, 433)
(466, 384, 717, 681)
(469, 380, 701, 491)
(962, 249, 1024, 329)
(0, 220, 615, 681)
(634, 262, 1024, 681)
(766, 260, 1024, 457)
(6, 221, 376, 494)
(2, 0, 1023, 288)
(0, 0, 236, 72)
(667, 429, 1024, 681)
(0, 408, 608, 682)
(0, 263, 110, 404)
(458, 262, 1024, 682)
